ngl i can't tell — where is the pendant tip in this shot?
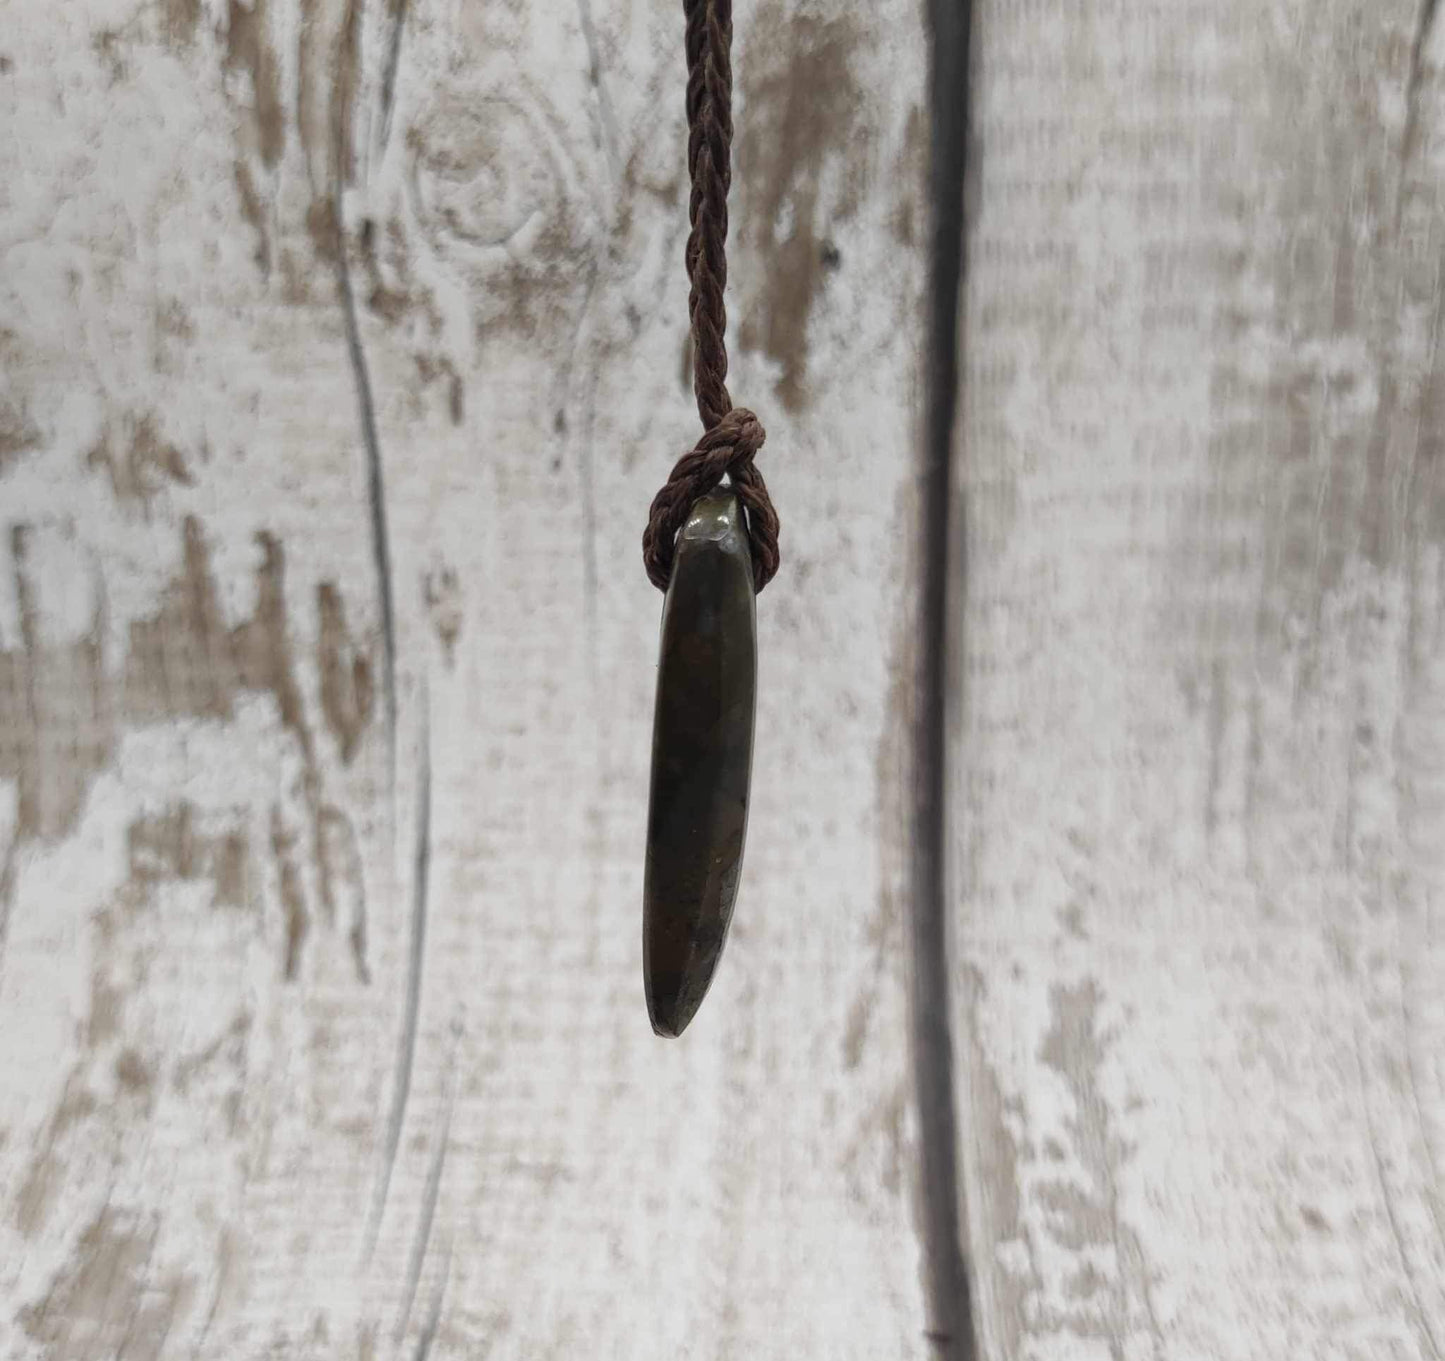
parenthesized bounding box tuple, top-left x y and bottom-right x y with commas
(646, 998, 693, 1039)
(645, 975, 701, 1039)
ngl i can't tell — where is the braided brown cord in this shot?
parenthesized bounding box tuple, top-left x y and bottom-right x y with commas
(643, 0, 780, 593)
(642, 407, 779, 590)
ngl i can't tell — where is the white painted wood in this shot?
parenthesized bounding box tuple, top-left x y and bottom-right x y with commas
(953, 1, 1445, 1356)
(8, 0, 1445, 1356)
(0, 1, 929, 1356)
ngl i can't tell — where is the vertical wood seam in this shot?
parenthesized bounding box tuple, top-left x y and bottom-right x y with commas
(912, 0, 977, 1356)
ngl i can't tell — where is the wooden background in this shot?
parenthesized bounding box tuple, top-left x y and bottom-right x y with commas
(1, 0, 1443, 1357)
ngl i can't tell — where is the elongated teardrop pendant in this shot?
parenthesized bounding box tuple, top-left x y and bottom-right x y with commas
(643, 488, 757, 1037)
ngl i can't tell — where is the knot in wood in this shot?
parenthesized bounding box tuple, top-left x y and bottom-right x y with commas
(643, 407, 779, 593)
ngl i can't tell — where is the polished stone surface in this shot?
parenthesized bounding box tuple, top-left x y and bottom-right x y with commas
(643, 488, 757, 1038)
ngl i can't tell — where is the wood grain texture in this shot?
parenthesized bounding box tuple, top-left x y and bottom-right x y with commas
(952, 0, 1445, 1356)
(0, 0, 929, 1356)
(9, 0, 1443, 1356)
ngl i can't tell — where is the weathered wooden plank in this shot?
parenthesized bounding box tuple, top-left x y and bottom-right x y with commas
(952, 0, 1445, 1356)
(0, 1, 930, 1356)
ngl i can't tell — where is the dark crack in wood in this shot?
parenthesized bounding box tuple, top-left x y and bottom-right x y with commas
(364, 692, 430, 1261)
(395, 1019, 456, 1349)
(911, 1, 977, 1358)
(338, 242, 398, 787)
(376, 0, 410, 161)
(412, 1238, 451, 1361)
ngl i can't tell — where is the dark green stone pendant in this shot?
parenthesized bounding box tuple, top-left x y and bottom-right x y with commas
(643, 488, 757, 1037)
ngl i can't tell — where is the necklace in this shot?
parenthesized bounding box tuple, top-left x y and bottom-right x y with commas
(640, 0, 780, 1038)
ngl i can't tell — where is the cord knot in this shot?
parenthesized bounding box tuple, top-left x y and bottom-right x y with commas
(643, 407, 779, 593)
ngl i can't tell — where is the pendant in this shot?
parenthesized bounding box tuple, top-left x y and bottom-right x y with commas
(643, 487, 757, 1037)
